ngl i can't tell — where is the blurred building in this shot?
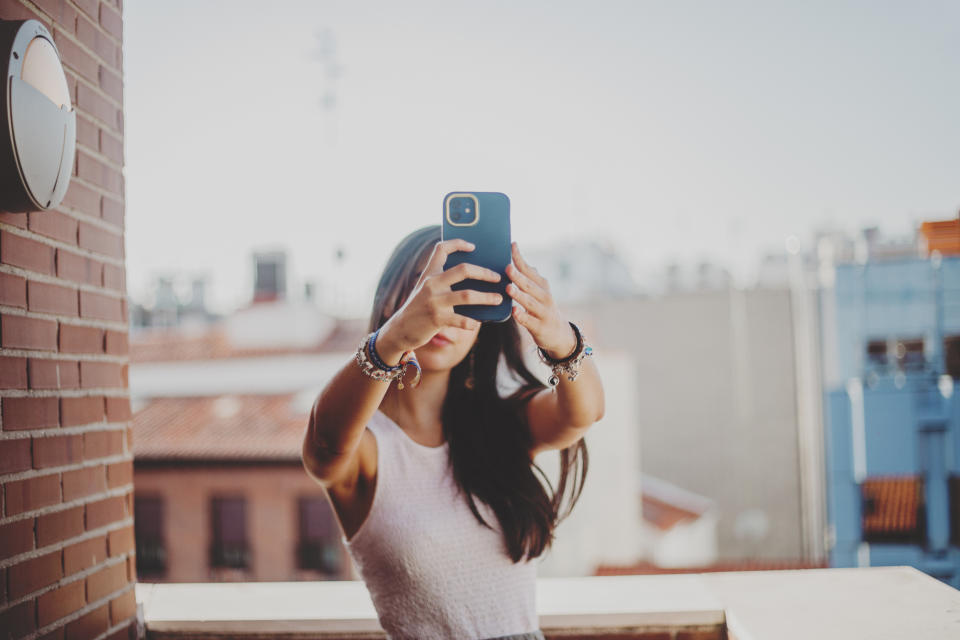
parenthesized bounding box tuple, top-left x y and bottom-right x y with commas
(129, 251, 352, 582)
(560, 281, 824, 564)
(821, 215, 960, 589)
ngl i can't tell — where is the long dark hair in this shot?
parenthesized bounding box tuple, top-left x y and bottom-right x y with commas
(368, 225, 589, 563)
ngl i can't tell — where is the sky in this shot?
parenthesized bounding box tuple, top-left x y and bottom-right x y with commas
(122, 0, 960, 316)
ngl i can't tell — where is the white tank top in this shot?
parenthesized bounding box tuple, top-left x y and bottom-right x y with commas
(341, 409, 540, 640)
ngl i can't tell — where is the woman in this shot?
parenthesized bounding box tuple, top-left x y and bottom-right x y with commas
(302, 224, 604, 640)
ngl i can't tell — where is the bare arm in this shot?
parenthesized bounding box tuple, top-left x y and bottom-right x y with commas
(301, 238, 503, 485)
(504, 241, 605, 457)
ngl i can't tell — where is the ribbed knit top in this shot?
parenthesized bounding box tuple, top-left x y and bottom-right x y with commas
(342, 409, 540, 640)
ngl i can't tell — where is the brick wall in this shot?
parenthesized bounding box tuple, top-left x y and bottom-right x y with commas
(0, 1, 134, 639)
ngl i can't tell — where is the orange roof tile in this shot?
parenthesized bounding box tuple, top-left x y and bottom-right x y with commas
(642, 494, 702, 531)
(132, 394, 310, 462)
(861, 475, 924, 536)
(920, 218, 960, 256)
(130, 317, 367, 363)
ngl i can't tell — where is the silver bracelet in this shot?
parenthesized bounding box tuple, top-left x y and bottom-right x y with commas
(355, 331, 422, 390)
(536, 321, 594, 386)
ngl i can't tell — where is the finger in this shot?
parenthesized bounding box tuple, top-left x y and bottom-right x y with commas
(442, 289, 504, 307)
(505, 282, 547, 317)
(506, 262, 550, 305)
(511, 304, 539, 331)
(512, 242, 548, 288)
(422, 239, 476, 278)
(446, 312, 481, 331)
(434, 261, 502, 289)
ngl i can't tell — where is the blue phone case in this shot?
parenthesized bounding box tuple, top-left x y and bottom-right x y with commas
(441, 191, 512, 323)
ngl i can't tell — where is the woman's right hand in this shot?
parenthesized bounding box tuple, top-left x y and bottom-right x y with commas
(376, 238, 504, 363)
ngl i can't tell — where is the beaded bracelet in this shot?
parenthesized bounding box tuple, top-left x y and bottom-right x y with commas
(355, 328, 422, 390)
(536, 321, 594, 386)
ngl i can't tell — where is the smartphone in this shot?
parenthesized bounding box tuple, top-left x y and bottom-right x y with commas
(441, 191, 512, 323)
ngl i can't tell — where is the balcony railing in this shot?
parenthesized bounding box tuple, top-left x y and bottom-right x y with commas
(135, 565, 960, 639)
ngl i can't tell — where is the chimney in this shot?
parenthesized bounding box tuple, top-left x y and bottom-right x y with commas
(252, 250, 287, 303)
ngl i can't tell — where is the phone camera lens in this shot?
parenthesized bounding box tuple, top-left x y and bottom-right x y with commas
(451, 211, 462, 221)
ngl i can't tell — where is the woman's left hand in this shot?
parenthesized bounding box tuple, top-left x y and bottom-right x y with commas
(505, 241, 578, 359)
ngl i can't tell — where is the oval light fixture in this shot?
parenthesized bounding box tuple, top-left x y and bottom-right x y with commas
(0, 19, 76, 212)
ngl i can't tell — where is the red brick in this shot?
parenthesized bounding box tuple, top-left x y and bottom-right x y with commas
(104, 330, 127, 355)
(75, 113, 99, 151)
(83, 428, 123, 461)
(66, 602, 109, 640)
(60, 396, 104, 426)
(86, 495, 124, 530)
(37, 579, 86, 628)
(79, 290, 123, 321)
(100, 123, 124, 161)
(29, 358, 60, 388)
(101, 197, 123, 226)
(8, 550, 62, 599)
(100, 65, 123, 112)
(77, 151, 121, 194)
(28, 210, 78, 244)
(57, 248, 103, 286)
(37, 626, 65, 640)
(0, 436, 32, 474)
(107, 523, 134, 556)
(0, 565, 8, 605)
(64, 534, 107, 573)
(105, 396, 130, 422)
(0, 211, 28, 228)
(34, 0, 78, 32)
(1, 231, 56, 274)
(36, 505, 85, 546)
(0, 599, 37, 638)
(2, 396, 59, 430)
(33, 434, 84, 469)
(73, 0, 99, 21)
(0, 355, 28, 388)
(32, 359, 79, 389)
(126, 553, 135, 582)
(59, 323, 104, 353)
(77, 79, 119, 129)
(53, 28, 99, 84)
(62, 464, 107, 501)
(78, 222, 123, 258)
(59, 360, 81, 388)
(106, 460, 132, 489)
(76, 12, 114, 63)
(87, 561, 127, 602)
(60, 180, 100, 215)
(28, 280, 80, 316)
(4, 473, 61, 515)
(1, 314, 58, 350)
(0, 518, 35, 561)
(80, 361, 123, 389)
(99, 3, 123, 40)
(109, 588, 136, 626)
(102, 263, 125, 291)
(0, 271, 27, 307)
(125, 424, 133, 450)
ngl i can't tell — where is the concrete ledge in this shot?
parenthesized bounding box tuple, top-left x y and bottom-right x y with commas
(136, 566, 960, 639)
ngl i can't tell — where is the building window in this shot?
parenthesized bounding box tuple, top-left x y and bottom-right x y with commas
(297, 496, 342, 574)
(210, 496, 250, 569)
(894, 338, 924, 372)
(866, 339, 888, 370)
(945, 336, 960, 378)
(861, 475, 926, 544)
(134, 495, 166, 577)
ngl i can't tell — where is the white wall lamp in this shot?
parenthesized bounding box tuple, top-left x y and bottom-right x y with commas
(0, 19, 76, 212)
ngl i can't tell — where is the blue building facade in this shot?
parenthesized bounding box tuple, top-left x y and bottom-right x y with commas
(822, 254, 960, 588)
